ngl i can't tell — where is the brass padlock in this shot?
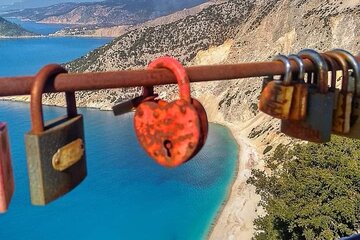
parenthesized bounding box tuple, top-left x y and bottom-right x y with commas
(280, 55, 307, 134)
(281, 49, 334, 143)
(25, 64, 87, 206)
(330, 49, 360, 138)
(325, 51, 352, 134)
(0, 122, 14, 213)
(259, 55, 294, 119)
(287, 54, 308, 120)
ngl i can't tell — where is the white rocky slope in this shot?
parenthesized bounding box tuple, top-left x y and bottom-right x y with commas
(5, 0, 360, 238)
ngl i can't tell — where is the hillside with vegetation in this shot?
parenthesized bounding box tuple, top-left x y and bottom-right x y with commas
(0, 17, 36, 37)
(248, 139, 360, 239)
(1, 0, 207, 26)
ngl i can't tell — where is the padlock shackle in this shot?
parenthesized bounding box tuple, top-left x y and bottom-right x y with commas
(331, 49, 360, 96)
(273, 55, 292, 85)
(148, 57, 191, 103)
(299, 49, 328, 93)
(321, 53, 339, 91)
(31, 64, 77, 134)
(324, 52, 350, 92)
(288, 54, 305, 82)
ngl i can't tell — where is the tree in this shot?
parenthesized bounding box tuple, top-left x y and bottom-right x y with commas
(248, 136, 360, 240)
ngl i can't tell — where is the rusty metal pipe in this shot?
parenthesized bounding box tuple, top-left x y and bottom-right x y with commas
(0, 56, 359, 97)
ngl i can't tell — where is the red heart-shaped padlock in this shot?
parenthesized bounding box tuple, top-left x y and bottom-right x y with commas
(134, 99, 201, 167)
(134, 57, 208, 168)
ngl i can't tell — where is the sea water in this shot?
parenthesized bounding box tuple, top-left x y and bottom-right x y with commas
(0, 20, 239, 240)
(1, 17, 110, 77)
(5, 17, 69, 35)
(0, 37, 111, 77)
(0, 102, 238, 240)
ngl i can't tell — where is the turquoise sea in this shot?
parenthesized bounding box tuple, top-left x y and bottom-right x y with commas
(0, 20, 239, 240)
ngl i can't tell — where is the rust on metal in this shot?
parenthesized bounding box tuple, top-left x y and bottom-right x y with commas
(281, 120, 322, 143)
(134, 100, 201, 168)
(0, 56, 358, 97)
(287, 55, 308, 121)
(134, 57, 208, 168)
(325, 51, 352, 134)
(30, 64, 77, 134)
(259, 81, 294, 119)
(0, 123, 14, 213)
(52, 139, 84, 171)
(288, 83, 308, 120)
(190, 98, 208, 157)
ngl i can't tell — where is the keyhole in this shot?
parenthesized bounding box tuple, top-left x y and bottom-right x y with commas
(163, 140, 172, 157)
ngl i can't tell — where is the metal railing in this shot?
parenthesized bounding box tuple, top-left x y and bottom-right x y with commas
(0, 55, 359, 97)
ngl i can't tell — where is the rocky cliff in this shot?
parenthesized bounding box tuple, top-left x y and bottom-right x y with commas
(6, 0, 360, 238)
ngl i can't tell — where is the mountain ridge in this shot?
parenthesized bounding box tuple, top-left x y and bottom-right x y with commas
(2, 0, 208, 26)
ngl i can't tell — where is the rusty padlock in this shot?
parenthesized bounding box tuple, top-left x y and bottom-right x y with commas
(330, 49, 360, 138)
(281, 49, 334, 143)
(324, 51, 352, 134)
(280, 55, 308, 134)
(25, 64, 87, 205)
(0, 122, 14, 213)
(134, 56, 208, 168)
(259, 55, 294, 119)
(287, 54, 308, 120)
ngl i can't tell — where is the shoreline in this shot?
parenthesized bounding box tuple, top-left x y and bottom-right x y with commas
(208, 120, 262, 240)
(206, 122, 240, 239)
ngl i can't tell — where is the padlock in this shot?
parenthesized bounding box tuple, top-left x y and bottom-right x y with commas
(329, 49, 360, 138)
(324, 51, 352, 134)
(280, 55, 308, 134)
(259, 55, 294, 119)
(25, 64, 87, 206)
(287, 54, 308, 120)
(134, 56, 208, 168)
(0, 122, 14, 213)
(321, 53, 340, 110)
(281, 49, 334, 143)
